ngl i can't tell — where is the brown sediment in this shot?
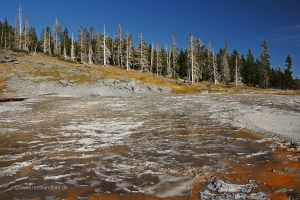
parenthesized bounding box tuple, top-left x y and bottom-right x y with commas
(272, 192, 289, 200)
(174, 130, 193, 136)
(18, 164, 33, 177)
(216, 145, 300, 198)
(231, 128, 265, 140)
(188, 174, 216, 200)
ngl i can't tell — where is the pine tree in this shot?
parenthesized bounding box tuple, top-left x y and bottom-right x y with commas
(234, 54, 242, 85)
(136, 34, 149, 71)
(61, 28, 71, 60)
(1, 18, 9, 49)
(71, 33, 75, 61)
(171, 33, 178, 78)
(53, 18, 62, 55)
(150, 43, 154, 74)
(28, 27, 38, 53)
(79, 27, 87, 63)
(187, 34, 197, 83)
(41, 27, 52, 55)
(221, 42, 230, 83)
(126, 33, 134, 71)
(195, 39, 205, 81)
(95, 27, 111, 65)
(155, 44, 162, 75)
(204, 43, 214, 81)
(284, 55, 293, 89)
(166, 45, 172, 77)
(212, 49, 220, 85)
(88, 26, 94, 64)
(260, 41, 271, 88)
(0, 20, 3, 48)
(23, 17, 29, 51)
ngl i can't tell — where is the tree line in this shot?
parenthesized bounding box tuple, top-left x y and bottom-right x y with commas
(0, 5, 295, 89)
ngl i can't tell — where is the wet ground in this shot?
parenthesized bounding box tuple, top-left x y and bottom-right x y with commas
(0, 93, 299, 199)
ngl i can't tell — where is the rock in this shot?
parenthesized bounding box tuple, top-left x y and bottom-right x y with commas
(147, 85, 158, 92)
(102, 79, 115, 86)
(116, 82, 130, 90)
(159, 87, 171, 93)
(0, 54, 17, 63)
(127, 80, 139, 88)
(59, 79, 69, 86)
(137, 86, 148, 93)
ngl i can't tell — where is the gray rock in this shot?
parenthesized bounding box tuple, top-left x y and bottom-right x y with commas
(102, 79, 115, 86)
(127, 80, 139, 88)
(147, 85, 158, 92)
(59, 79, 69, 86)
(0, 54, 17, 63)
(115, 82, 128, 89)
(159, 86, 171, 93)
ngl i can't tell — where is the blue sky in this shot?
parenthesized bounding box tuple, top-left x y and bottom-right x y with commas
(1, 0, 300, 77)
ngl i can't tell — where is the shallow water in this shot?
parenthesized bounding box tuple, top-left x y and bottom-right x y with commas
(0, 94, 299, 199)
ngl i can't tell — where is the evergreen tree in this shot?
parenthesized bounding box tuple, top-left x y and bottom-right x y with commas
(155, 44, 163, 75)
(260, 41, 271, 88)
(187, 34, 197, 83)
(203, 43, 214, 81)
(177, 49, 188, 79)
(284, 55, 293, 89)
(221, 42, 230, 83)
(95, 31, 111, 65)
(136, 34, 149, 71)
(62, 28, 71, 60)
(171, 33, 178, 78)
(126, 33, 134, 71)
(28, 27, 38, 53)
(41, 27, 52, 55)
(53, 18, 62, 56)
(79, 27, 87, 63)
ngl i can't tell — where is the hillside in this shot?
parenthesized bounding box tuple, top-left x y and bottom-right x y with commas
(1, 51, 299, 97)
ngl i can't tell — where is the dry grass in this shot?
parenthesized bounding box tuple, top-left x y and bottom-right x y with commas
(0, 63, 12, 94)
(0, 76, 9, 93)
(33, 69, 62, 80)
(1, 53, 300, 95)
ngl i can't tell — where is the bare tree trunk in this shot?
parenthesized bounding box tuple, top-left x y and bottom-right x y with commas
(4, 30, 7, 49)
(190, 36, 194, 83)
(34, 41, 37, 55)
(118, 24, 123, 67)
(71, 33, 75, 61)
(156, 45, 159, 75)
(172, 33, 177, 78)
(213, 50, 218, 85)
(0, 25, 3, 48)
(140, 34, 143, 71)
(18, 5, 22, 50)
(103, 25, 107, 66)
(48, 30, 51, 56)
(8, 31, 11, 49)
(43, 29, 46, 53)
(80, 28, 84, 63)
(126, 33, 129, 71)
(235, 55, 238, 86)
(88, 40, 93, 64)
(63, 39, 67, 60)
(150, 43, 153, 74)
(23, 17, 29, 51)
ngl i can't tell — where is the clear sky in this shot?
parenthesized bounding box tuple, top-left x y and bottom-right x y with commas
(1, 0, 300, 77)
